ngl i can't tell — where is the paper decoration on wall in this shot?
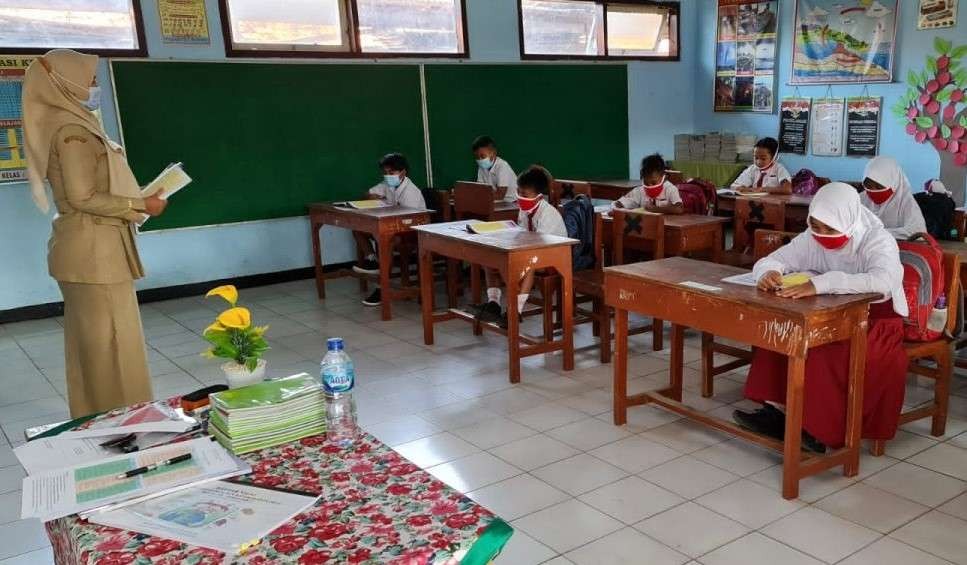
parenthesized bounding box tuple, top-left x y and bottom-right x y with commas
(845, 96, 882, 156)
(918, 0, 958, 29)
(790, 0, 898, 84)
(893, 38, 967, 204)
(779, 98, 812, 154)
(159, 0, 211, 45)
(714, 0, 779, 113)
(0, 56, 33, 183)
(811, 97, 845, 156)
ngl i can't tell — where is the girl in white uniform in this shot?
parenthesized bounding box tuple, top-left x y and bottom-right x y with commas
(614, 153, 684, 214)
(860, 156, 927, 239)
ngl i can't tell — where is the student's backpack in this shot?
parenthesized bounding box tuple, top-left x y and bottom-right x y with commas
(791, 169, 820, 196)
(562, 194, 596, 271)
(913, 191, 957, 240)
(898, 233, 946, 342)
(675, 178, 717, 215)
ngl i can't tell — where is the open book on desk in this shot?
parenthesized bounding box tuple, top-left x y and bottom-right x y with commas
(466, 220, 521, 234)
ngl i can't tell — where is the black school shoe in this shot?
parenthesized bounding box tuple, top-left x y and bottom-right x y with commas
(362, 289, 381, 307)
(353, 258, 380, 275)
(801, 431, 827, 454)
(732, 404, 785, 441)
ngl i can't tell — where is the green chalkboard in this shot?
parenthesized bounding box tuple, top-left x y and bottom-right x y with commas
(424, 64, 629, 191)
(111, 61, 426, 231)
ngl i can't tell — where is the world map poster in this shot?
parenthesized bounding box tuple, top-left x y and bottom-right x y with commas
(791, 0, 898, 84)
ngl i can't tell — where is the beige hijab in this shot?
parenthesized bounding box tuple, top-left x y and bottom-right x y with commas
(23, 49, 140, 213)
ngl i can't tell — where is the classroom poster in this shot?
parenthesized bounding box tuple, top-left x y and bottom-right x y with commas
(918, 0, 957, 29)
(811, 97, 846, 156)
(158, 0, 211, 44)
(845, 96, 881, 157)
(791, 0, 898, 84)
(0, 56, 33, 183)
(714, 0, 779, 113)
(778, 98, 812, 155)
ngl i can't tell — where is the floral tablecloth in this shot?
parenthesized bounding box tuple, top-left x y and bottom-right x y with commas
(45, 400, 513, 565)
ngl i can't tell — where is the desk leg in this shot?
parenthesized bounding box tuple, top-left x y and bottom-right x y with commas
(712, 226, 723, 264)
(844, 315, 868, 476)
(420, 248, 435, 346)
(378, 234, 394, 321)
(446, 258, 459, 309)
(506, 270, 521, 384)
(669, 324, 684, 402)
(560, 269, 574, 372)
(471, 264, 483, 336)
(613, 307, 629, 425)
(782, 355, 806, 500)
(311, 219, 325, 300)
(653, 319, 664, 352)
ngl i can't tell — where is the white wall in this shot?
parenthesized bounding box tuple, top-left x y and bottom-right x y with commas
(1, 0, 697, 311)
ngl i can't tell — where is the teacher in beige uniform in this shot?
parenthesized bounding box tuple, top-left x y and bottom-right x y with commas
(23, 49, 168, 417)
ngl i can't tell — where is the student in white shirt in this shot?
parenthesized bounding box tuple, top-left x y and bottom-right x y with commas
(731, 137, 792, 194)
(614, 153, 684, 214)
(474, 166, 567, 327)
(352, 153, 426, 307)
(473, 135, 517, 202)
(735, 182, 907, 454)
(861, 156, 927, 239)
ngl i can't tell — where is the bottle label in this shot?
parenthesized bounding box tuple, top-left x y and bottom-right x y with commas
(323, 366, 354, 394)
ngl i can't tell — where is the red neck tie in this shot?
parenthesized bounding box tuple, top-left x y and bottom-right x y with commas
(756, 171, 765, 188)
(527, 212, 536, 232)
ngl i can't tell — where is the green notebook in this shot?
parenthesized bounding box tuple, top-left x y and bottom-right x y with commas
(210, 373, 321, 412)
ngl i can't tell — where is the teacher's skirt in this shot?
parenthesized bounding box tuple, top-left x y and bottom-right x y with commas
(59, 281, 153, 417)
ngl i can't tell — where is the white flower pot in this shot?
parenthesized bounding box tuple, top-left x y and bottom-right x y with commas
(221, 359, 267, 389)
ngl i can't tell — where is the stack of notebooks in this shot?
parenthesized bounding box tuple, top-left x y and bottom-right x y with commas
(736, 134, 757, 162)
(674, 134, 693, 161)
(208, 373, 326, 455)
(718, 133, 738, 162)
(704, 132, 721, 161)
(688, 135, 706, 160)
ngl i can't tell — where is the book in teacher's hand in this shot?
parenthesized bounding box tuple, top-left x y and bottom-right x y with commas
(137, 162, 192, 227)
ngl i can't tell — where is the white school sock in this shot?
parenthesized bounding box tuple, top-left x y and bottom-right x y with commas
(517, 294, 529, 314)
(487, 288, 502, 304)
(366, 253, 377, 261)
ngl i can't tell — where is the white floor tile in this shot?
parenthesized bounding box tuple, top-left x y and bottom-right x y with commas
(467, 474, 570, 521)
(589, 435, 681, 474)
(451, 417, 538, 449)
(513, 499, 623, 554)
(578, 476, 684, 524)
(489, 434, 581, 472)
(362, 415, 441, 447)
(545, 418, 632, 451)
(0, 467, 25, 495)
(691, 439, 782, 477)
(491, 530, 556, 565)
(0, 520, 50, 561)
(939, 492, 967, 521)
(509, 404, 588, 432)
(640, 420, 730, 454)
(893, 511, 967, 565)
(880, 430, 938, 459)
(699, 533, 823, 565)
(598, 404, 681, 433)
(566, 527, 688, 565)
(427, 451, 521, 493)
(639, 456, 740, 500)
(532, 453, 628, 496)
(863, 461, 967, 507)
(541, 558, 574, 565)
(839, 536, 953, 565)
(696, 479, 804, 529)
(761, 507, 880, 563)
(816, 482, 930, 533)
(908, 443, 967, 481)
(0, 492, 20, 525)
(554, 389, 612, 416)
(635, 502, 749, 559)
(393, 432, 479, 469)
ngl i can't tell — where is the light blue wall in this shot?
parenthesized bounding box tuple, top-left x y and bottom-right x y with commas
(693, 1, 967, 189)
(1, 0, 696, 311)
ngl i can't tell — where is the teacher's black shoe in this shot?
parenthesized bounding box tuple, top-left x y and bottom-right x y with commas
(801, 431, 827, 454)
(362, 289, 381, 307)
(732, 404, 785, 441)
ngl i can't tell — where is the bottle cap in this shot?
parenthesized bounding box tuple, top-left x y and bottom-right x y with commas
(327, 337, 344, 351)
(936, 295, 947, 308)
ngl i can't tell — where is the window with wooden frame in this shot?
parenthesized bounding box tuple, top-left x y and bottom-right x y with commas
(219, 0, 468, 58)
(519, 0, 679, 61)
(0, 0, 147, 56)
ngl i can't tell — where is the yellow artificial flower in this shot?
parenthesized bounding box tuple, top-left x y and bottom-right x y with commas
(201, 348, 216, 359)
(217, 307, 251, 329)
(252, 325, 270, 337)
(206, 285, 238, 306)
(203, 321, 225, 335)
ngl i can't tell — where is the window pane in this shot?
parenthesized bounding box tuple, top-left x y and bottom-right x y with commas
(356, 0, 464, 54)
(0, 0, 139, 50)
(521, 0, 604, 56)
(225, 0, 347, 50)
(606, 3, 678, 57)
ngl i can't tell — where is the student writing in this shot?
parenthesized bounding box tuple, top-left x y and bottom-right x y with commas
(473, 135, 517, 202)
(860, 156, 927, 239)
(613, 153, 684, 214)
(730, 136, 791, 195)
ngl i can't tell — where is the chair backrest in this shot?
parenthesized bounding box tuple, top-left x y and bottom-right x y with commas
(550, 180, 593, 208)
(753, 229, 798, 261)
(612, 209, 665, 265)
(734, 197, 786, 251)
(941, 252, 961, 335)
(453, 181, 495, 220)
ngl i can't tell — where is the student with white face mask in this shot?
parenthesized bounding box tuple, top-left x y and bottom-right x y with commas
(472, 135, 517, 201)
(734, 183, 908, 454)
(860, 156, 927, 239)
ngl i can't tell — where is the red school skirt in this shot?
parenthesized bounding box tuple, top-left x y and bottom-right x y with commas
(743, 300, 906, 449)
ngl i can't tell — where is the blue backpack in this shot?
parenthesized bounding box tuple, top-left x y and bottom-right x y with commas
(562, 195, 596, 271)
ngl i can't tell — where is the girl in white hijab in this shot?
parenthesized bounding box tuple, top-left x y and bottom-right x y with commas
(861, 156, 927, 239)
(735, 183, 907, 453)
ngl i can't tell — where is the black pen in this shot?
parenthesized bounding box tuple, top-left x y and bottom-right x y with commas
(115, 453, 192, 480)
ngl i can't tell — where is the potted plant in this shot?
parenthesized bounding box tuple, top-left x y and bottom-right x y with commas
(202, 285, 270, 388)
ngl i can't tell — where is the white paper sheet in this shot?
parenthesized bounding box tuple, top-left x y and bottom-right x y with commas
(15, 438, 114, 475)
(721, 272, 759, 287)
(679, 281, 723, 292)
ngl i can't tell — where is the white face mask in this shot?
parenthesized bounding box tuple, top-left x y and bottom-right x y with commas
(83, 86, 102, 111)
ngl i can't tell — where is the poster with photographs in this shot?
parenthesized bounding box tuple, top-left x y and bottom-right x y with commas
(714, 0, 779, 113)
(918, 0, 957, 29)
(811, 98, 846, 156)
(845, 97, 881, 157)
(778, 98, 812, 154)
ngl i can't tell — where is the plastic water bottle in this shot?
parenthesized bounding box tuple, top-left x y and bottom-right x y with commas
(927, 295, 947, 334)
(320, 337, 357, 447)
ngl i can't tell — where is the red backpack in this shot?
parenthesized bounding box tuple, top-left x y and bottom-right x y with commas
(897, 233, 945, 341)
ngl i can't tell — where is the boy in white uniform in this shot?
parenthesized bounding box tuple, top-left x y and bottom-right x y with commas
(473, 135, 517, 202)
(474, 166, 566, 327)
(731, 137, 792, 194)
(614, 153, 684, 214)
(352, 153, 426, 306)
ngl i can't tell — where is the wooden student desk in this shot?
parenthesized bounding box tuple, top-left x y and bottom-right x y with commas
(442, 197, 520, 222)
(724, 193, 813, 251)
(601, 212, 731, 263)
(588, 179, 640, 201)
(938, 239, 967, 370)
(605, 257, 877, 499)
(308, 203, 431, 321)
(414, 222, 577, 382)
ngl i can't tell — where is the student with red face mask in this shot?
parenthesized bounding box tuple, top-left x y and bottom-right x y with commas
(473, 166, 566, 327)
(860, 156, 926, 239)
(613, 153, 684, 214)
(731, 137, 792, 195)
(733, 182, 908, 454)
